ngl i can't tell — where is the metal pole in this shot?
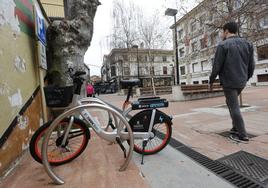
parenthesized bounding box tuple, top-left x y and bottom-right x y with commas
(137, 48, 139, 78)
(174, 15, 180, 85)
(106, 61, 108, 81)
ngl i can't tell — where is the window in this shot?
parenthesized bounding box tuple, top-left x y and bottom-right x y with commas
(260, 16, 268, 29)
(124, 67, 130, 76)
(200, 38, 207, 49)
(150, 56, 154, 62)
(172, 56, 175, 62)
(181, 82, 186, 85)
(192, 62, 199, 73)
(144, 56, 148, 62)
(209, 13, 213, 21)
(210, 32, 219, 46)
(162, 56, 167, 62)
(199, 16, 205, 26)
(150, 66, 154, 75)
(145, 66, 150, 74)
(202, 80, 209, 84)
(123, 55, 128, 61)
(201, 60, 210, 71)
(163, 66, 167, 75)
(180, 66, 186, 75)
(191, 42, 198, 52)
(193, 81, 199, 84)
(257, 45, 268, 61)
(111, 66, 116, 76)
(257, 74, 268, 82)
(179, 48, 185, 57)
(178, 29, 183, 39)
(234, 0, 242, 9)
(190, 21, 197, 32)
(130, 55, 136, 62)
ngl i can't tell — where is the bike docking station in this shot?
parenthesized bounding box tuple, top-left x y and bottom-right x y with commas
(32, 74, 173, 185)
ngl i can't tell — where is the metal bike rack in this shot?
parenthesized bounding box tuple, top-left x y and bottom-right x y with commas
(41, 104, 134, 185)
(80, 98, 118, 130)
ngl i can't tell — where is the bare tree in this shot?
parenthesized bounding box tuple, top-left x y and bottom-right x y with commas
(176, 0, 268, 41)
(137, 9, 172, 95)
(110, 0, 139, 48)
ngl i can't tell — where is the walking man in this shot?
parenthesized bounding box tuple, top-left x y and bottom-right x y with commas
(209, 21, 255, 142)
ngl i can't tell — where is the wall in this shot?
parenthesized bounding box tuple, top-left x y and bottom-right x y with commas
(40, 0, 64, 18)
(0, 0, 47, 176)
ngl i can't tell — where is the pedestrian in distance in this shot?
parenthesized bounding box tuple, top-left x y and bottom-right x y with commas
(86, 82, 94, 97)
(209, 21, 255, 143)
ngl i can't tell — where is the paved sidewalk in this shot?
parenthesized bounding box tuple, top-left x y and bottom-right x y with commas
(0, 133, 149, 188)
(100, 86, 268, 160)
(1, 86, 267, 188)
(133, 145, 235, 188)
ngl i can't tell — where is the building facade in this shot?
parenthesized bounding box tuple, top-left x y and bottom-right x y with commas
(40, 0, 65, 19)
(172, 0, 268, 85)
(102, 48, 175, 88)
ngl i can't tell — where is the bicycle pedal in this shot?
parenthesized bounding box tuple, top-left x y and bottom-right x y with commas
(115, 137, 127, 158)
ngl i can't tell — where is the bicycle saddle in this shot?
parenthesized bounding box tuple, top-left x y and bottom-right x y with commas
(120, 79, 140, 88)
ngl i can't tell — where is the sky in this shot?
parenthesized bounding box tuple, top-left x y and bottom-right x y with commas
(84, 0, 197, 76)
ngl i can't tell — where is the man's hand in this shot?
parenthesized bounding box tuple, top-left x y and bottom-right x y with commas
(208, 83, 213, 91)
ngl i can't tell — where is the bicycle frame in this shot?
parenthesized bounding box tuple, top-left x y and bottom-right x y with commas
(57, 94, 154, 142)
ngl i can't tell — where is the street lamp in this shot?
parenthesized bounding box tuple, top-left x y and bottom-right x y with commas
(132, 44, 139, 78)
(165, 8, 180, 85)
(169, 64, 175, 85)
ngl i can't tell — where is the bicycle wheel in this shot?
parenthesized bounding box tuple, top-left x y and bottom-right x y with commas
(128, 110, 172, 155)
(29, 117, 90, 165)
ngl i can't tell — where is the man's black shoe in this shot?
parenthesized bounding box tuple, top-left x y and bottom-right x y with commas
(229, 134, 249, 143)
(230, 128, 238, 135)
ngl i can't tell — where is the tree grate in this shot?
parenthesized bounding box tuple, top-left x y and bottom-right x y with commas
(218, 131, 257, 139)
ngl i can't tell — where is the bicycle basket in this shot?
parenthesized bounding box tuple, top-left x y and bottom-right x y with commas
(44, 85, 74, 107)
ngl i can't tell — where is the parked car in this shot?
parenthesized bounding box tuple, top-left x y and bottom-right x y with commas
(93, 81, 118, 94)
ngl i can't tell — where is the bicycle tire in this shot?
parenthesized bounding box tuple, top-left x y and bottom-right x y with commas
(128, 110, 172, 155)
(29, 117, 90, 165)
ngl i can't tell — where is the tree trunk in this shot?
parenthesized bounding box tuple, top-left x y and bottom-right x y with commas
(148, 50, 156, 96)
(46, 0, 100, 86)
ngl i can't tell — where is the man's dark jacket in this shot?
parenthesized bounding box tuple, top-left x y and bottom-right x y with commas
(209, 36, 255, 88)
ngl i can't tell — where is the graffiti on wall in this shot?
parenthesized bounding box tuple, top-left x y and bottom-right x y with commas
(14, 56, 26, 73)
(0, 0, 34, 37)
(0, 0, 20, 34)
(14, 0, 34, 36)
(8, 89, 23, 107)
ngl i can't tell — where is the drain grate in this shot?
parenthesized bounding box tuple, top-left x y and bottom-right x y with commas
(218, 151, 268, 186)
(218, 131, 257, 139)
(168, 136, 266, 188)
